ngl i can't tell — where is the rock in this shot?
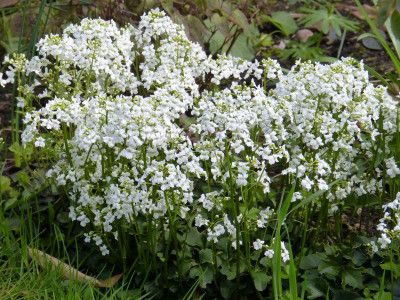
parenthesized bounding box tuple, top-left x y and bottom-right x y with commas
(327, 29, 340, 45)
(361, 36, 383, 50)
(297, 29, 313, 43)
(361, 29, 387, 50)
(273, 41, 286, 50)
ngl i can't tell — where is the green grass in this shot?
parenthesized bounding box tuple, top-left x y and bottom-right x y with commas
(0, 209, 133, 299)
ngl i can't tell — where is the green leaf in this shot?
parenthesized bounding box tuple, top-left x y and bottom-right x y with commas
(252, 271, 271, 291)
(387, 10, 400, 59)
(199, 249, 213, 264)
(376, 0, 393, 27)
(318, 260, 340, 277)
(260, 256, 271, 267)
(271, 11, 298, 36)
(342, 268, 364, 289)
(227, 269, 236, 280)
(0, 176, 11, 194)
(184, 15, 210, 46)
(220, 280, 235, 299)
(300, 253, 322, 270)
(211, 13, 230, 36)
(208, 0, 233, 16)
(357, 33, 378, 41)
(305, 277, 329, 299)
(157, 252, 166, 262)
(259, 33, 274, 47)
(228, 32, 256, 61)
(219, 261, 230, 276)
(17, 171, 30, 186)
(200, 267, 213, 288)
(380, 261, 400, 277)
(351, 250, 368, 267)
(373, 292, 392, 300)
(186, 227, 203, 248)
(9, 142, 24, 156)
(231, 9, 250, 35)
(4, 197, 20, 211)
(334, 290, 361, 300)
(9, 142, 33, 157)
(299, 7, 327, 28)
(321, 19, 330, 34)
(247, 207, 259, 220)
(189, 266, 201, 279)
(299, 7, 358, 36)
(324, 244, 339, 256)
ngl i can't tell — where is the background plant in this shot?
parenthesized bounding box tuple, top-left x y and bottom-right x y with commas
(356, 0, 400, 96)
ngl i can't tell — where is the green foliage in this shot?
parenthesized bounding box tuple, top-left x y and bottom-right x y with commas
(264, 11, 298, 36)
(159, 0, 261, 60)
(299, 4, 358, 36)
(280, 33, 326, 60)
(300, 241, 400, 299)
(356, 0, 400, 95)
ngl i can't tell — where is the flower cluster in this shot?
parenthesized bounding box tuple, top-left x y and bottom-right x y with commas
(1, 9, 399, 263)
(375, 192, 400, 250)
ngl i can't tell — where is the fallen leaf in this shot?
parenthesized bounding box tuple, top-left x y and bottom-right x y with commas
(0, 0, 19, 8)
(335, 3, 377, 21)
(27, 247, 123, 288)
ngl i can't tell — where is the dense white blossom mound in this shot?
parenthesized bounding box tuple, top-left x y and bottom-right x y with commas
(1, 9, 399, 256)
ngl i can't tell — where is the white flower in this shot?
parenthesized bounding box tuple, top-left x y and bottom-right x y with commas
(100, 244, 110, 256)
(301, 176, 313, 191)
(386, 157, 400, 178)
(292, 192, 302, 202)
(0, 72, 6, 87)
(264, 249, 274, 258)
(368, 241, 379, 253)
(207, 224, 225, 243)
(281, 242, 290, 263)
(378, 233, 391, 249)
(34, 137, 46, 147)
(317, 178, 329, 191)
(195, 214, 209, 227)
(253, 239, 264, 250)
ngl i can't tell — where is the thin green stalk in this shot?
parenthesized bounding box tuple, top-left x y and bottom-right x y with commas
(164, 191, 183, 290)
(336, 29, 346, 59)
(10, 0, 28, 145)
(226, 148, 241, 291)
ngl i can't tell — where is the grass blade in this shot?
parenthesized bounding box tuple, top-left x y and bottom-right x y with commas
(272, 180, 296, 300)
(288, 179, 341, 215)
(284, 224, 298, 300)
(27, 0, 47, 59)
